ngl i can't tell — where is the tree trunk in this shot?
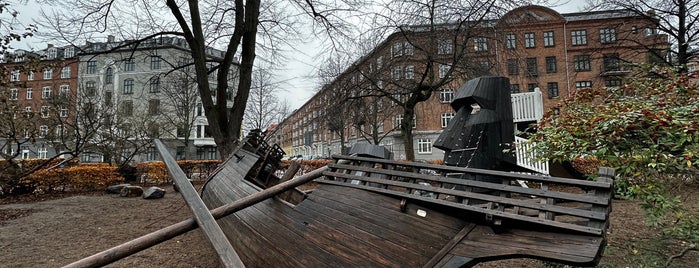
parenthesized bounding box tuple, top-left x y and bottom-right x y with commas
(402, 110, 416, 161)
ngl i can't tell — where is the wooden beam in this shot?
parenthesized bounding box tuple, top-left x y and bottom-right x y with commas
(423, 223, 477, 268)
(62, 153, 327, 268)
(154, 139, 244, 268)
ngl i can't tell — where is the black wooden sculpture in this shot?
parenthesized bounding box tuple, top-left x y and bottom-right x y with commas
(434, 76, 516, 170)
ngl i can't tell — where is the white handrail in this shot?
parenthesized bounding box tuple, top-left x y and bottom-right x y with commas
(514, 136, 549, 174)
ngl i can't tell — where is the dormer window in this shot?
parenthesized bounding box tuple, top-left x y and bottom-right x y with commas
(64, 47, 75, 58)
(47, 48, 57, 59)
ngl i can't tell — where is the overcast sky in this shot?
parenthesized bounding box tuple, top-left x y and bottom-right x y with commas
(11, 0, 584, 111)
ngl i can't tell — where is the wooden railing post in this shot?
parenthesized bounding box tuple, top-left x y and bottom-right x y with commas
(589, 167, 615, 230)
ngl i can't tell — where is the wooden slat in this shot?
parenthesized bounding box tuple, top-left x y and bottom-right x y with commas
(323, 171, 607, 221)
(330, 155, 612, 189)
(154, 139, 245, 268)
(327, 163, 609, 205)
(423, 223, 477, 268)
(318, 180, 604, 235)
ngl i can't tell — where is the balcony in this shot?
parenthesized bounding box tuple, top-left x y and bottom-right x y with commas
(511, 89, 543, 123)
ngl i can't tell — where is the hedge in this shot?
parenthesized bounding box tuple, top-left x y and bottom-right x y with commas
(22, 164, 124, 193)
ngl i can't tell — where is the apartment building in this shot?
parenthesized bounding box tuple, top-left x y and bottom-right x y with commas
(77, 36, 236, 163)
(1, 36, 238, 163)
(274, 5, 668, 162)
(0, 45, 79, 159)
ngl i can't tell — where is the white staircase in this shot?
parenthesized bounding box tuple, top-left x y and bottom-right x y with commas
(514, 136, 549, 175)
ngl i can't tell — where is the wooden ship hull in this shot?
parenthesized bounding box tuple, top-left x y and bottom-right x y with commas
(198, 131, 614, 267)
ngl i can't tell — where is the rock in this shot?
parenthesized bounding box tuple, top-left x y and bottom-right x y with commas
(119, 186, 143, 197)
(142, 187, 166, 199)
(106, 184, 131, 194)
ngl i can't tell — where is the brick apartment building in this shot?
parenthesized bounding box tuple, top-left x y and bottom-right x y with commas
(271, 5, 668, 162)
(0, 45, 79, 159)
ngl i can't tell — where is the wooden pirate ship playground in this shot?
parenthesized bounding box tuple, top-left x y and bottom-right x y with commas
(65, 77, 615, 268)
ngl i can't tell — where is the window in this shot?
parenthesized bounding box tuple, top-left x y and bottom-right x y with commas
(43, 68, 53, 79)
(403, 41, 413, 55)
(545, 56, 557, 73)
(61, 66, 71, 78)
(10, 88, 18, 100)
(123, 79, 134, 94)
(376, 56, 383, 69)
(85, 81, 96, 97)
(25, 106, 32, 113)
(64, 47, 74, 58)
(474, 37, 488, 51)
(438, 64, 450, 79)
(59, 106, 68, 117)
(392, 66, 403, 80)
(392, 42, 403, 58)
(26, 88, 33, 99)
(605, 78, 622, 88)
(524, 33, 535, 48)
(147, 147, 157, 161)
(574, 55, 591, 71)
(507, 59, 519, 75)
(404, 65, 414, 79)
(438, 39, 453, 54)
(39, 125, 48, 137)
(41, 106, 49, 118)
(86, 60, 97, 74)
(149, 76, 160, 93)
(510, 84, 520, 93)
(150, 56, 161, 70)
(27, 71, 34, 81)
(10, 70, 20, 81)
(575, 81, 592, 89)
(417, 139, 432, 154)
(59, 85, 69, 96)
(525, 57, 538, 76)
(527, 83, 538, 92)
(543, 31, 554, 47)
(42, 86, 52, 99)
(196, 102, 203, 116)
(647, 49, 665, 65)
(441, 113, 455, 128)
(571, 30, 587, 45)
(38, 145, 47, 159)
(547, 82, 559, 99)
(603, 53, 621, 72)
(505, 34, 516, 49)
(207, 147, 217, 160)
(124, 58, 135, 71)
(105, 67, 113, 84)
(600, 28, 616, 44)
(121, 100, 133, 116)
(104, 91, 112, 107)
(148, 99, 160, 115)
(645, 27, 657, 36)
(47, 47, 57, 59)
(439, 88, 454, 103)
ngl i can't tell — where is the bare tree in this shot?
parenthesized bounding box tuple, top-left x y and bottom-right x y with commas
(159, 68, 199, 160)
(36, 0, 364, 159)
(585, 0, 698, 70)
(243, 66, 284, 132)
(356, 0, 518, 160)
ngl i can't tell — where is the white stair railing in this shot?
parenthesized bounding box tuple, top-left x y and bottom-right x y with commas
(511, 89, 544, 123)
(514, 136, 549, 174)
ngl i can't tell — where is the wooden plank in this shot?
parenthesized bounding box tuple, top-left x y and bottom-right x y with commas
(154, 139, 244, 268)
(329, 156, 612, 189)
(322, 171, 607, 220)
(319, 180, 604, 235)
(423, 223, 477, 268)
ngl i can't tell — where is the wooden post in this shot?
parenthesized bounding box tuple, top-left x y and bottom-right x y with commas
(63, 163, 328, 268)
(589, 167, 615, 230)
(154, 139, 244, 268)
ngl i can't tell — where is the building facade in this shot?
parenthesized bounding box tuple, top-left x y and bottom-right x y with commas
(274, 6, 668, 161)
(0, 45, 79, 160)
(1, 36, 238, 163)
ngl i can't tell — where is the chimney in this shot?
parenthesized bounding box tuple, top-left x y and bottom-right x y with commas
(107, 35, 115, 43)
(47, 44, 54, 48)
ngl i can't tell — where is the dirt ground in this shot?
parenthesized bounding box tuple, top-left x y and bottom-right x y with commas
(1, 184, 697, 268)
